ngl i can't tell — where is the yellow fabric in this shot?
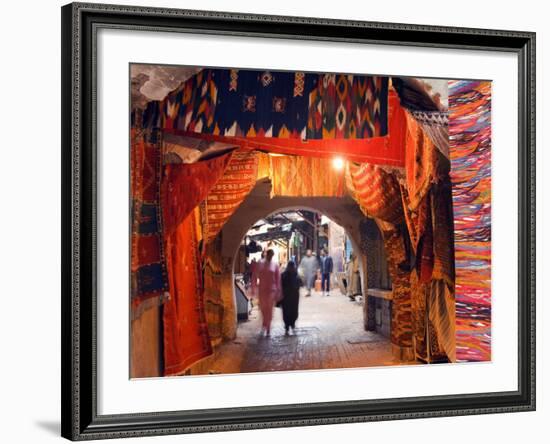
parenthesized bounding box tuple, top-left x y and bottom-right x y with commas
(256, 151, 272, 180)
(269, 155, 345, 197)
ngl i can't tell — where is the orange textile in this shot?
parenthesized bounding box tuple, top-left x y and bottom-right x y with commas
(410, 272, 449, 362)
(270, 155, 345, 197)
(202, 237, 225, 342)
(130, 128, 145, 274)
(416, 193, 434, 283)
(401, 185, 436, 283)
(404, 111, 439, 210)
(431, 181, 455, 288)
(380, 226, 412, 348)
(348, 162, 403, 224)
(161, 152, 233, 235)
(256, 151, 272, 180)
(163, 211, 212, 375)
(401, 171, 455, 288)
(203, 150, 259, 242)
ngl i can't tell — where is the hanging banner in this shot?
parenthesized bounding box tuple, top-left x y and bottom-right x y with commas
(160, 90, 405, 166)
(144, 68, 388, 140)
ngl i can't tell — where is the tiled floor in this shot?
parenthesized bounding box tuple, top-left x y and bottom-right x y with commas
(200, 288, 406, 376)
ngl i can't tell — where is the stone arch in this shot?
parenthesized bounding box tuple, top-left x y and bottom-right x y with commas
(213, 177, 372, 340)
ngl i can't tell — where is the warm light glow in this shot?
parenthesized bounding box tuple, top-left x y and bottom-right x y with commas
(332, 156, 345, 171)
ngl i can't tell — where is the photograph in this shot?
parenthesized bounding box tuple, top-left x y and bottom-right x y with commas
(129, 64, 491, 378)
(0, 0, 544, 442)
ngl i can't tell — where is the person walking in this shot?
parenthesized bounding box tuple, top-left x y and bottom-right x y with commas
(298, 249, 318, 297)
(319, 249, 334, 296)
(280, 261, 302, 335)
(251, 249, 281, 337)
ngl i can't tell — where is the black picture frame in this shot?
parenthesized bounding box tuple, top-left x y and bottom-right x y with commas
(61, 2, 536, 440)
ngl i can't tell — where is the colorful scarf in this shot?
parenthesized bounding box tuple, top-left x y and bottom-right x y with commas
(449, 80, 492, 362)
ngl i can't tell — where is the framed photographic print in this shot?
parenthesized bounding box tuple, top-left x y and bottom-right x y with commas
(61, 2, 536, 440)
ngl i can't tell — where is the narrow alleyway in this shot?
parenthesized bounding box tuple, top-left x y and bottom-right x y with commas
(202, 288, 406, 376)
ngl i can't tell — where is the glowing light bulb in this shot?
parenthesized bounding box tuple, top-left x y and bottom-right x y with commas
(332, 157, 345, 171)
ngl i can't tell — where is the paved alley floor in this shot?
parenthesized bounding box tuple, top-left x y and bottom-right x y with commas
(201, 288, 406, 376)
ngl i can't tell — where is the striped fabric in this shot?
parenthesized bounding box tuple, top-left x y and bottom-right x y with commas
(202, 150, 259, 242)
(348, 162, 403, 224)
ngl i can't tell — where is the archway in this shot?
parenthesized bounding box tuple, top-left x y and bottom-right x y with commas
(217, 177, 368, 339)
(183, 176, 407, 376)
(231, 206, 368, 328)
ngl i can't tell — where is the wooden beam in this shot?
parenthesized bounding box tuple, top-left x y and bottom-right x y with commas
(295, 210, 317, 229)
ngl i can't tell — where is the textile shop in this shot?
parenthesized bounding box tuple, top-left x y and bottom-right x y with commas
(130, 68, 491, 377)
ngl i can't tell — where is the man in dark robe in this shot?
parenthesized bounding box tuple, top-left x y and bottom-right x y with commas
(280, 261, 302, 335)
